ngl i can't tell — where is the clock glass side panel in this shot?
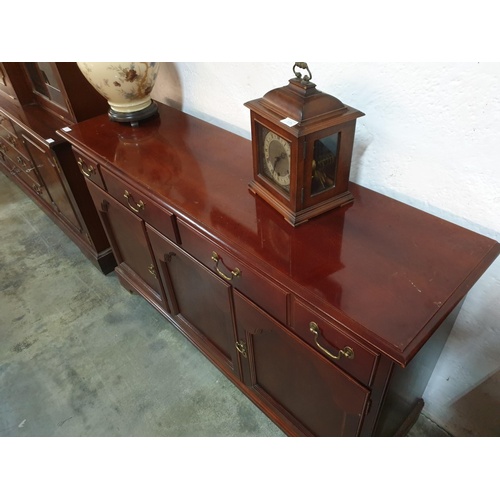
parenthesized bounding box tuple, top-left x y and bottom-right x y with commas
(311, 132, 340, 197)
(257, 123, 291, 198)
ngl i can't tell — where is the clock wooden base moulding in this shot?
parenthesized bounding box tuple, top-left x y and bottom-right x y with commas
(249, 179, 354, 226)
(57, 102, 500, 437)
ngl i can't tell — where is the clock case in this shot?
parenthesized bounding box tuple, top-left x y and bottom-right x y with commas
(245, 74, 364, 226)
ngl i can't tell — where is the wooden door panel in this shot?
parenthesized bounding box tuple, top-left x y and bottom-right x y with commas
(234, 291, 370, 436)
(176, 218, 289, 324)
(147, 225, 239, 375)
(86, 180, 162, 298)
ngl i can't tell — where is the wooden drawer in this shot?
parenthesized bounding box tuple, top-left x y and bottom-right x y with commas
(4, 152, 52, 206)
(1, 126, 30, 160)
(72, 147, 106, 190)
(101, 166, 179, 244)
(0, 111, 16, 135)
(291, 298, 378, 386)
(0, 136, 18, 165)
(0, 130, 30, 164)
(0, 139, 39, 185)
(177, 218, 289, 324)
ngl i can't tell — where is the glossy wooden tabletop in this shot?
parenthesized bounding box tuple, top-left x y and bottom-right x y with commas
(58, 103, 500, 365)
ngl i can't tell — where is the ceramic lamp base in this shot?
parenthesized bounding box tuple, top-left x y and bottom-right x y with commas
(108, 101, 159, 127)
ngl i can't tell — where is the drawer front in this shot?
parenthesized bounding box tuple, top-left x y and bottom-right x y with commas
(0, 127, 30, 160)
(0, 141, 39, 185)
(5, 153, 52, 206)
(0, 112, 16, 136)
(72, 147, 106, 190)
(291, 298, 378, 386)
(0, 135, 31, 168)
(177, 218, 288, 324)
(101, 166, 179, 244)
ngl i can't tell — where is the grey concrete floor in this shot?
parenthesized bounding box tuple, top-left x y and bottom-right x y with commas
(0, 171, 449, 437)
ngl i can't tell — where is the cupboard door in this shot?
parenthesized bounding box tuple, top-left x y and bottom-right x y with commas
(86, 180, 164, 307)
(22, 134, 81, 232)
(176, 219, 289, 324)
(234, 291, 370, 436)
(147, 225, 240, 377)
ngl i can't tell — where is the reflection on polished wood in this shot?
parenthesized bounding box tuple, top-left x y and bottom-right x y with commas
(58, 102, 500, 436)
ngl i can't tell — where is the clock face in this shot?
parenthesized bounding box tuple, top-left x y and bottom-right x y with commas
(259, 127, 291, 192)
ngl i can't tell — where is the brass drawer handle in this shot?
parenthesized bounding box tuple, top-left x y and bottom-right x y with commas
(309, 322, 354, 361)
(148, 264, 157, 278)
(77, 157, 96, 178)
(124, 190, 145, 213)
(32, 183, 43, 196)
(211, 251, 241, 281)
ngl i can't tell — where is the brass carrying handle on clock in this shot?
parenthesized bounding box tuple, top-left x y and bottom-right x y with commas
(124, 190, 145, 213)
(293, 62, 312, 84)
(211, 251, 241, 281)
(309, 322, 354, 361)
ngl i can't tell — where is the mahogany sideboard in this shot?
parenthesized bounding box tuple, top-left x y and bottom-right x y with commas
(0, 63, 114, 273)
(57, 103, 499, 436)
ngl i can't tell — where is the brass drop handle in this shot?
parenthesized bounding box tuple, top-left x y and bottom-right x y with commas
(309, 322, 354, 361)
(148, 264, 157, 278)
(77, 157, 96, 178)
(124, 190, 145, 213)
(211, 251, 241, 281)
(235, 341, 247, 358)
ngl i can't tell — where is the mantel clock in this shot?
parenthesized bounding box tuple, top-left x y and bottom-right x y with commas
(245, 63, 364, 226)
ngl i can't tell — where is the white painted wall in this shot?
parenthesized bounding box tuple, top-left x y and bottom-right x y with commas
(151, 63, 500, 436)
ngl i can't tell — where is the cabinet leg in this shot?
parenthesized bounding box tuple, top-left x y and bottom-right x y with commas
(394, 398, 424, 436)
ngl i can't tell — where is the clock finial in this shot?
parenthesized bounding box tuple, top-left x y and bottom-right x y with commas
(293, 62, 312, 84)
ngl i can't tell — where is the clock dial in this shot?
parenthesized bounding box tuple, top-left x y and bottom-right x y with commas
(262, 130, 291, 191)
